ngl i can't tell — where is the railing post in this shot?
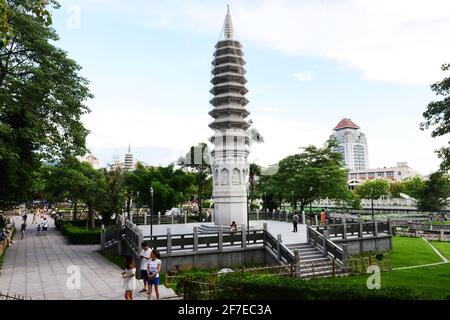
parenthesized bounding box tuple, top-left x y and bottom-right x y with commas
(358, 221, 363, 238)
(144, 211, 148, 225)
(387, 218, 392, 235)
(373, 221, 378, 236)
(342, 219, 347, 240)
(241, 224, 247, 248)
(322, 230, 328, 257)
(158, 211, 161, 225)
(439, 230, 445, 241)
(315, 215, 319, 226)
(263, 223, 267, 246)
(184, 211, 187, 224)
(100, 224, 105, 249)
(171, 214, 174, 225)
(302, 210, 306, 225)
(276, 234, 282, 261)
(294, 249, 300, 277)
(167, 228, 172, 254)
(256, 209, 259, 221)
(218, 225, 223, 252)
(342, 244, 349, 273)
(306, 226, 310, 244)
(193, 226, 199, 253)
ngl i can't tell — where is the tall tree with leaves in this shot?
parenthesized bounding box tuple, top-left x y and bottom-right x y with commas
(178, 143, 212, 219)
(355, 179, 389, 219)
(403, 176, 425, 200)
(274, 141, 350, 213)
(416, 172, 450, 212)
(421, 63, 450, 171)
(0, 0, 92, 207)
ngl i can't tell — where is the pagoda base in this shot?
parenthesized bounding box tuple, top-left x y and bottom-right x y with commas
(213, 198, 247, 226)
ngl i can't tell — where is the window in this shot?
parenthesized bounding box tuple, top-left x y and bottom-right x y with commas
(368, 172, 375, 179)
(386, 171, 394, 178)
(359, 173, 367, 179)
(350, 173, 357, 179)
(377, 172, 385, 177)
(398, 171, 402, 176)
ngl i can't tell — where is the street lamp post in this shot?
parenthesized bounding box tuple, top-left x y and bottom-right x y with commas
(136, 191, 140, 226)
(150, 187, 154, 239)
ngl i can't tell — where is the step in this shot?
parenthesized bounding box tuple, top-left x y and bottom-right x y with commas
(299, 257, 330, 264)
(298, 253, 324, 260)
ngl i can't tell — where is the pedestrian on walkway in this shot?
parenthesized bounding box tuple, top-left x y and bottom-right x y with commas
(320, 208, 326, 225)
(32, 211, 38, 224)
(122, 256, 136, 300)
(20, 222, 26, 239)
(139, 242, 151, 293)
(292, 213, 299, 232)
(36, 224, 42, 236)
(147, 249, 161, 300)
(22, 213, 27, 223)
(42, 218, 49, 235)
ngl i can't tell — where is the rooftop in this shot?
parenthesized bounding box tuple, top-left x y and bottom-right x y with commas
(334, 118, 360, 131)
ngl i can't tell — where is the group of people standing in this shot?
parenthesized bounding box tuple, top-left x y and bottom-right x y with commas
(20, 208, 49, 239)
(292, 208, 328, 232)
(121, 242, 162, 300)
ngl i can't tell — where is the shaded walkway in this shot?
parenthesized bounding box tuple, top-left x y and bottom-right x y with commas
(0, 215, 176, 300)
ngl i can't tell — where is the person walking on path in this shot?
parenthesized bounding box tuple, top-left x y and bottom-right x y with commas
(139, 242, 151, 293)
(20, 222, 26, 239)
(22, 213, 27, 223)
(147, 249, 161, 301)
(122, 256, 136, 300)
(320, 208, 326, 225)
(42, 218, 49, 235)
(32, 211, 38, 224)
(292, 213, 299, 232)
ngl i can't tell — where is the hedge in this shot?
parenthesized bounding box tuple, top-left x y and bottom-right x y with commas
(55, 220, 101, 245)
(214, 273, 421, 300)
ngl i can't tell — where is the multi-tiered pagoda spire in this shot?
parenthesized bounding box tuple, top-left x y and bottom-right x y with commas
(123, 144, 135, 171)
(209, 6, 251, 226)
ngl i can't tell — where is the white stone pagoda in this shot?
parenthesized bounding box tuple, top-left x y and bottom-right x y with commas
(123, 144, 135, 171)
(209, 7, 251, 226)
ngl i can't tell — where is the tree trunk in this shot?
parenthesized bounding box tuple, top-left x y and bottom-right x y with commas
(72, 201, 77, 221)
(198, 195, 203, 221)
(88, 204, 95, 229)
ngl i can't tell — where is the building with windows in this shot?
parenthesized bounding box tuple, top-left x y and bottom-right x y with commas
(78, 154, 101, 169)
(348, 162, 420, 189)
(330, 118, 369, 170)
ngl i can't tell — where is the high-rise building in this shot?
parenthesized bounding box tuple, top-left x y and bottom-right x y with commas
(78, 154, 101, 169)
(330, 118, 369, 170)
(123, 144, 135, 171)
(209, 7, 251, 226)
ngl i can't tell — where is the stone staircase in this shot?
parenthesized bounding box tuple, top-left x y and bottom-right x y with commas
(286, 243, 341, 278)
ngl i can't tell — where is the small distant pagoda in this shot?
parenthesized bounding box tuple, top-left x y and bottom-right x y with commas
(209, 6, 251, 226)
(123, 144, 135, 171)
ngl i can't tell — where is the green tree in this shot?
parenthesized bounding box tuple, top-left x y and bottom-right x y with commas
(389, 181, 404, 198)
(178, 143, 212, 219)
(274, 141, 350, 213)
(249, 163, 261, 210)
(0, 0, 92, 207)
(355, 179, 389, 218)
(416, 172, 450, 212)
(403, 176, 425, 200)
(421, 63, 450, 171)
(101, 166, 126, 226)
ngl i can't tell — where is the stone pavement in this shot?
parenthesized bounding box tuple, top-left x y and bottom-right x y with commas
(0, 215, 177, 300)
(139, 220, 308, 244)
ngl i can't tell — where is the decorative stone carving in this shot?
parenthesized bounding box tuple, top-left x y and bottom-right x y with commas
(220, 168, 229, 185)
(232, 168, 241, 185)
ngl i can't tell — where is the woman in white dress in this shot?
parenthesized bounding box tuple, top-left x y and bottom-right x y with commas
(122, 256, 136, 300)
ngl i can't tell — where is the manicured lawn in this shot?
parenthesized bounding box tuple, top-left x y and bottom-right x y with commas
(431, 241, 450, 260)
(101, 252, 125, 269)
(390, 236, 442, 268)
(432, 220, 450, 225)
(312, 262, 450, 299)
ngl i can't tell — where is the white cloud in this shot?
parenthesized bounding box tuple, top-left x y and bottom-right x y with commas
(293, 71, 313, 82)
(107, 0, 450, 85)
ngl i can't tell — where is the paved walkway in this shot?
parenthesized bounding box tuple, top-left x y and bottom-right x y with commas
(139, 220, 308, 244)
(0, 215, 176, 300)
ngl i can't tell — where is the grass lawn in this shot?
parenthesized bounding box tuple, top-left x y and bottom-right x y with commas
(432, 220, 450, 225)
(390, 236, 442, 268)
(101, 252, 124, 269)
(312, 262, 450, 299)
(311, 236, 450, 299)
(430, 241, 450, 260)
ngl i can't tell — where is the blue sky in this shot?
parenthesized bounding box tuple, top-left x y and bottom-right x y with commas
(50, 0, 450, 174)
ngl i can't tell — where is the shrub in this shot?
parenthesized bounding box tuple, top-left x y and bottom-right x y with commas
(56, 220, 101, 245)
(175, 270, 211, 296)
(214, 273, 421, 300)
